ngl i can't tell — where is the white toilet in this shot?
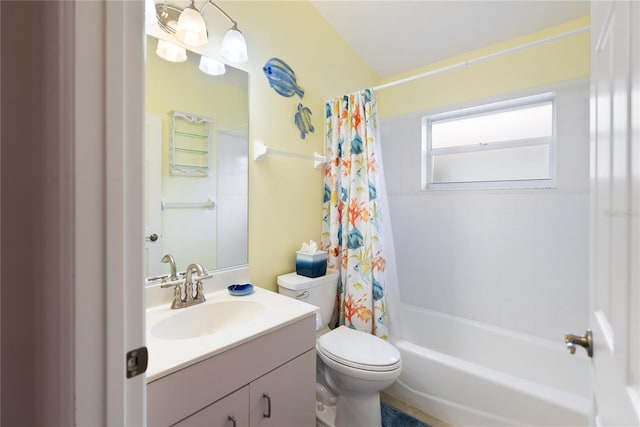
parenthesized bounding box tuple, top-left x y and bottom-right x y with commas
(277, 269, 402, 427)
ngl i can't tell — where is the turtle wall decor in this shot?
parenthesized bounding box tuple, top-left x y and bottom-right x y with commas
(294, 103, 314, 139)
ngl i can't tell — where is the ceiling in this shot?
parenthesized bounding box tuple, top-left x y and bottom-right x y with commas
(310, 1, 589, 79)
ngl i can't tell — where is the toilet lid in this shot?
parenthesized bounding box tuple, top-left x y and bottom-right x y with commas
(317, 326, 401, 372)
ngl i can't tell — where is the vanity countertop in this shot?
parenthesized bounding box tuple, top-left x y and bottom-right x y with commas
(145, 286, 317, 382)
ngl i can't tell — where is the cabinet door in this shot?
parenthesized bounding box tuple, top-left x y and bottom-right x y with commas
(249, 350, 316, 427)
(174, 386, 249, 427)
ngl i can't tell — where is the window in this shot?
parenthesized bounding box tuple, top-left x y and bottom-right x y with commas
(423, 93, 555, 189)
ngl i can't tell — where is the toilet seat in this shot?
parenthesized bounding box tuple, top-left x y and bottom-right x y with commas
(317, 326, 401, 372)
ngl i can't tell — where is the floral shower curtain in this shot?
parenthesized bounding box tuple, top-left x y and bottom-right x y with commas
(321, 89, 388, 339)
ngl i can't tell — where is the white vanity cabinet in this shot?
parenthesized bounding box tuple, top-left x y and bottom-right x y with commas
(174, 386, 249, 427)
(249, 350, 315, 427)
(147, 314, 316, 427)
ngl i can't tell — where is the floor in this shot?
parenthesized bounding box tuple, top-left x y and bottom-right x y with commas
(381, 392, 451, 427)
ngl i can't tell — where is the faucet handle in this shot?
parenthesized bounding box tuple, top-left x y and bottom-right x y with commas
(194, 280, 206, 302)
(160, 280, 184, 309)
(192, 272, 213, 281)
(145, 273, 170, 284)
(159, 278, 183, 288)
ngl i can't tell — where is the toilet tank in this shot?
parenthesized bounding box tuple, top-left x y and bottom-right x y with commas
(277, 269, 339, 329)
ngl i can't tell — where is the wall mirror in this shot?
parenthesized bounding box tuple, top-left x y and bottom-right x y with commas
(144, 34, 249, 280)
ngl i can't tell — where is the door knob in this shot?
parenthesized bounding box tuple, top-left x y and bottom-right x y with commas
(564, 329, 593, 357)
(146, 233, 159, 242)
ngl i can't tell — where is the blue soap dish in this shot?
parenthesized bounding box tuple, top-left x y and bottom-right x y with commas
(227, 283, 254, 296)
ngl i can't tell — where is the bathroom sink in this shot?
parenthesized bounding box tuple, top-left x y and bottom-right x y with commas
(145, 286, 319, 381)
(150, 300, 265, 340)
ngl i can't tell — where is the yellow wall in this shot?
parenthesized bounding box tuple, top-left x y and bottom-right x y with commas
(210, 1, 378, 290)
(378, 17, 590, 119)
(147, 3, 589, 292)
(145, 36, 249, 176)
(232, 10, 589, 290)
(146, 36, 249, 126)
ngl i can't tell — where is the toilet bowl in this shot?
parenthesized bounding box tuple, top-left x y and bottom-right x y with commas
(277, 270, 402, 427)
(317, 326, 401, 427)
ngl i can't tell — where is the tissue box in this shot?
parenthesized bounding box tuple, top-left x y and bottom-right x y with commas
(296, 250, 327, 278)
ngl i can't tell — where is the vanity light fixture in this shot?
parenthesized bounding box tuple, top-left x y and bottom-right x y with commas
(155, 1, 248, 64)
(199, 56, 226, 76)
(156, 39, 188, 62)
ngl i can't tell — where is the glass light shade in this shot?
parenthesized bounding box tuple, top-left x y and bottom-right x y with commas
(156, 40, 187, 62)
(175, 7, 208, 47)
(199, 56, 226, 76)
(220, 28, 248, 63)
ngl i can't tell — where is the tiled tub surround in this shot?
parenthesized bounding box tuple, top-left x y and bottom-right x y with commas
(381, 80, 589, 341)
(381, 80, 590, 425)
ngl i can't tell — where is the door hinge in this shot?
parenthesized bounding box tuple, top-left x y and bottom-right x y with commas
(126, 347, 148, 378)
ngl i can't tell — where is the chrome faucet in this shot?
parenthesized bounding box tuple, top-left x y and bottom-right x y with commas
(161, 254, 178, 280)
(161, 262, 208, 309)
(184, 263, 206, 305)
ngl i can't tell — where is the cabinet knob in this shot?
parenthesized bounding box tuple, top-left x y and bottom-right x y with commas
(228, 415, 236, 427)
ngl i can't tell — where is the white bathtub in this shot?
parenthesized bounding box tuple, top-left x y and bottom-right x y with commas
(385, 304, 591, 426)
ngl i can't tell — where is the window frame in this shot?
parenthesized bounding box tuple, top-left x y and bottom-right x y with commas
(422, 92, 557, 190)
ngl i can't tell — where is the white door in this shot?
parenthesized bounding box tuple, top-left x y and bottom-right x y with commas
(586, 1, 640, 425)
(145, 113, 164, 277)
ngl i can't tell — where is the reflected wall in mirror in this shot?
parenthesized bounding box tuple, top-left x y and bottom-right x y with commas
(145, 35, 249, 279)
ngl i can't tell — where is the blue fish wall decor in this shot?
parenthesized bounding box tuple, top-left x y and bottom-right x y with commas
(263, 58, 305, 98)
(294, 103, 314, 139)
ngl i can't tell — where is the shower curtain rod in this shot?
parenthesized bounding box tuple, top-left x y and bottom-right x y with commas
(370, 26, 589, 92)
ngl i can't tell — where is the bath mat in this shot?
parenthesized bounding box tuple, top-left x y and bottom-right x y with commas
(381, 401, 432, 427)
